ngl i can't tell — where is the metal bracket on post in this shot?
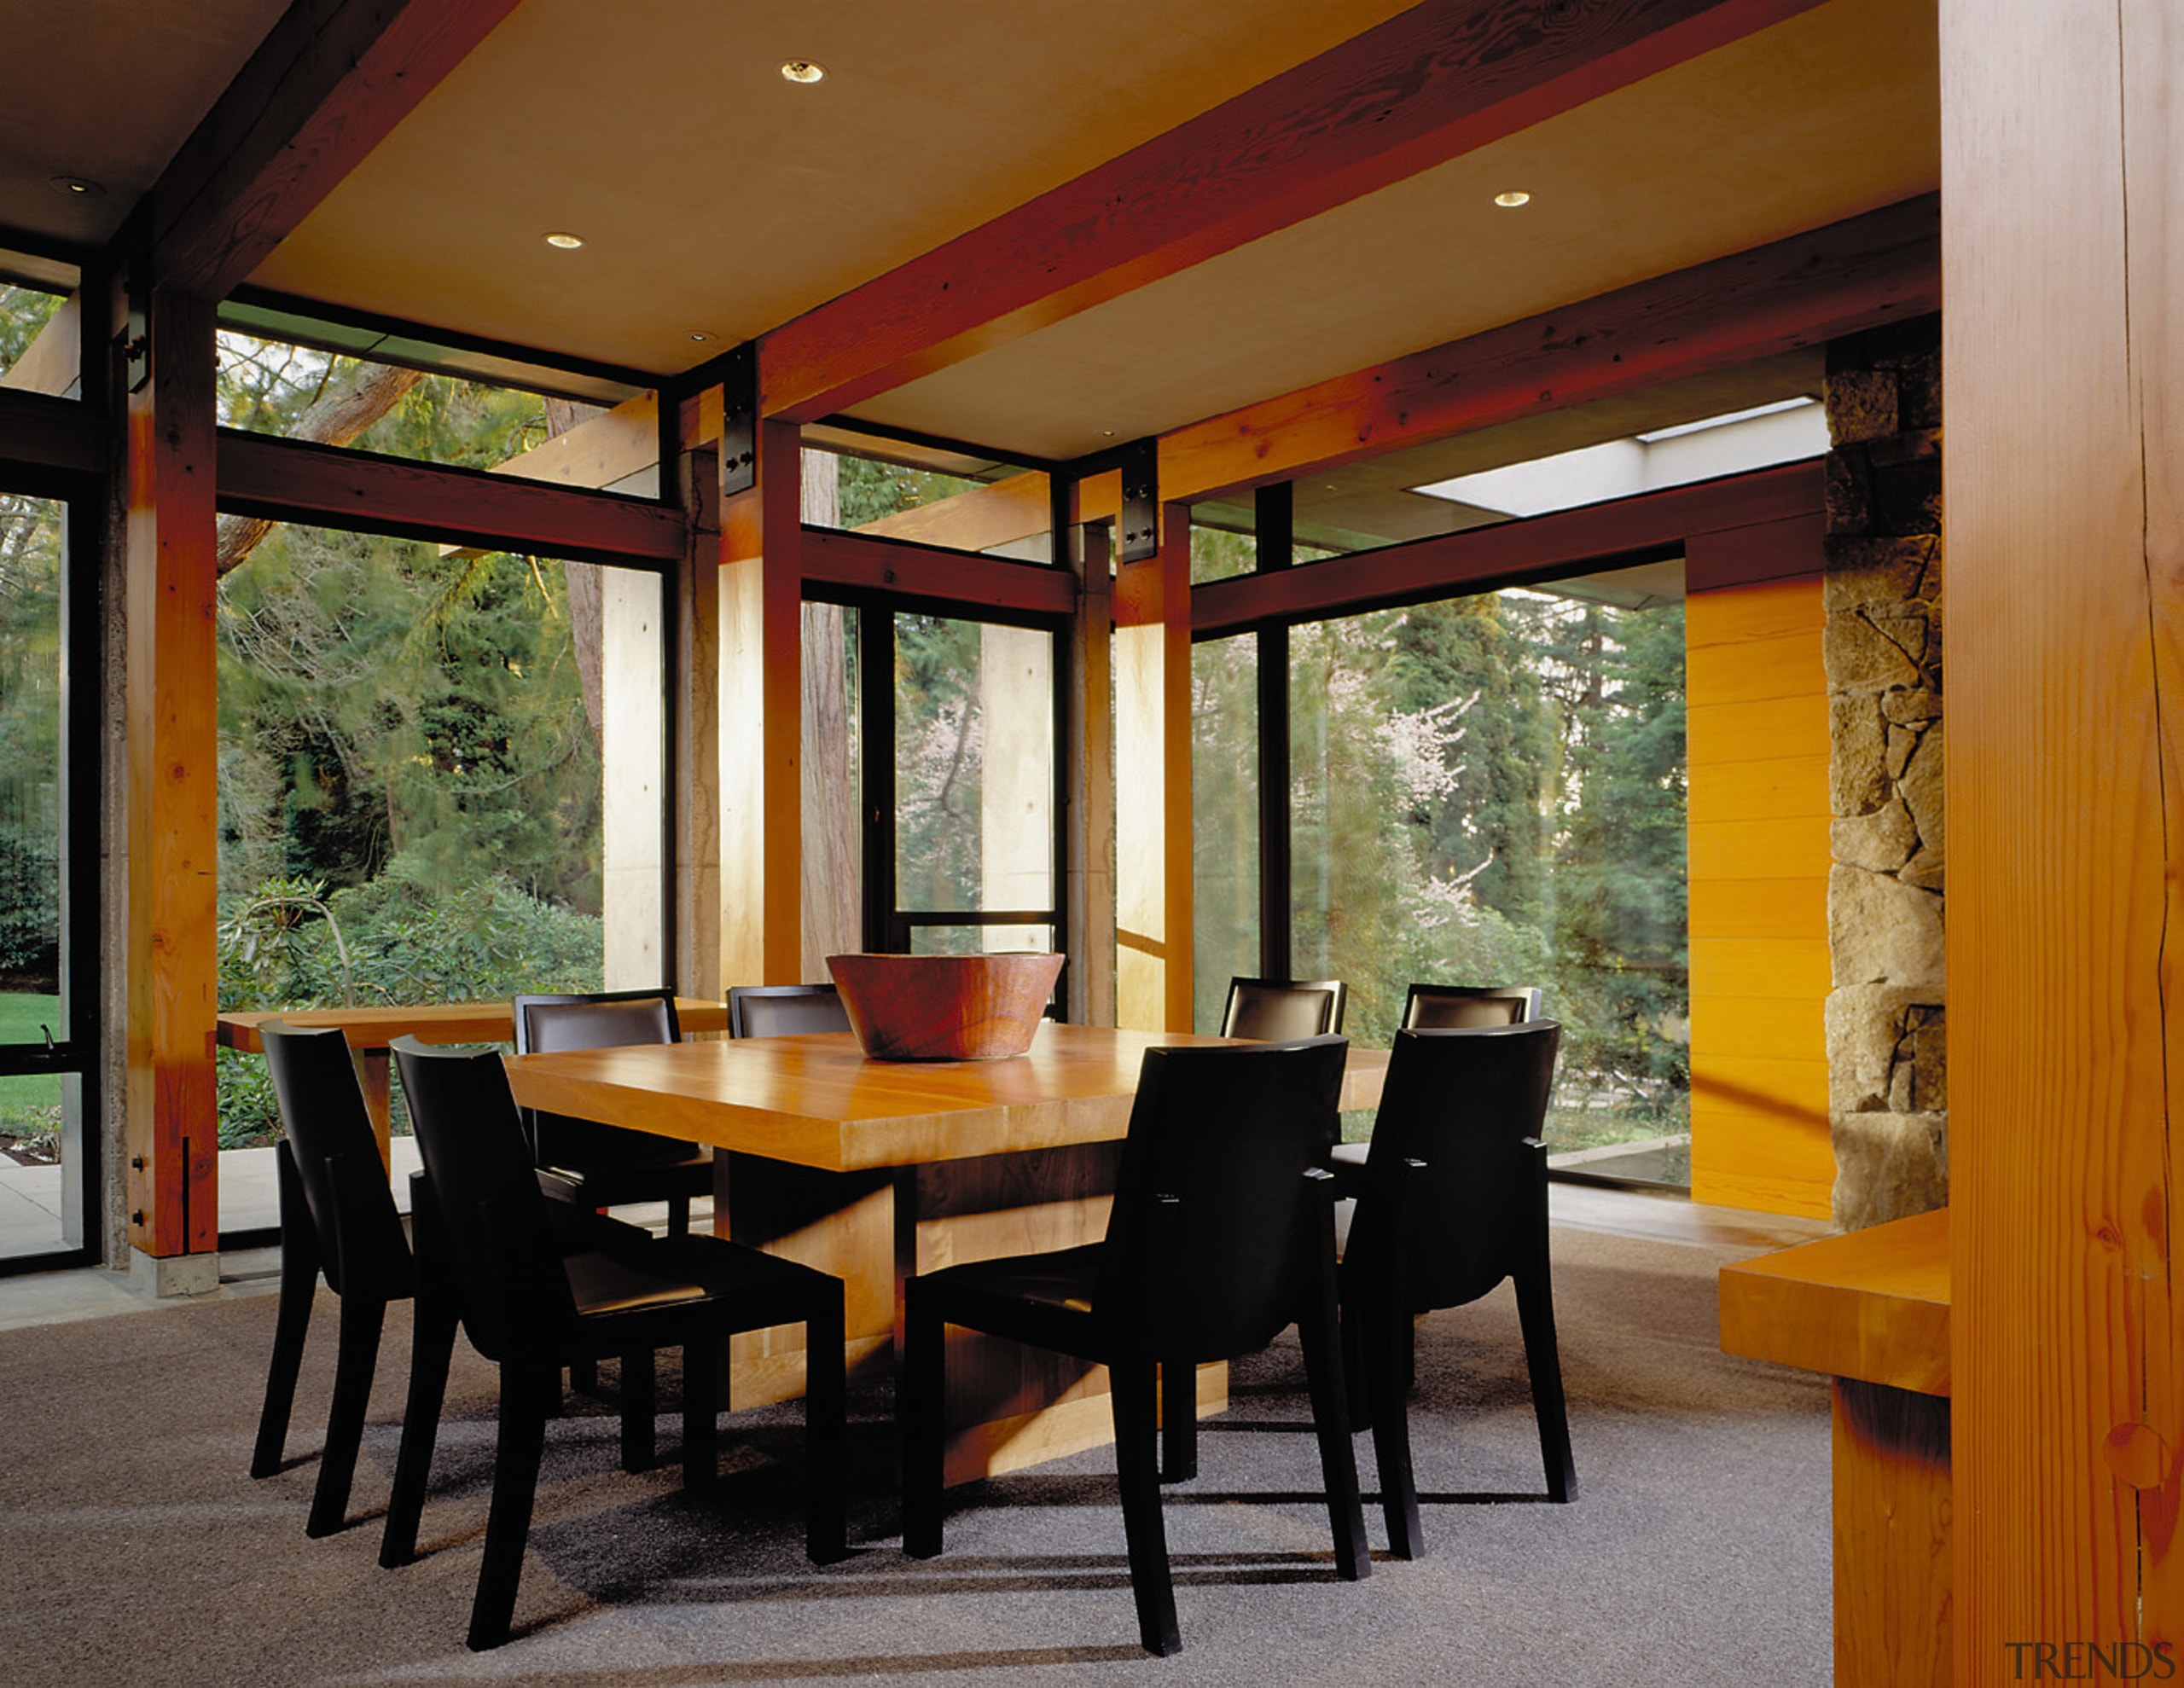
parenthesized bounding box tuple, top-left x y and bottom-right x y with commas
(717, 340, 758, 497)
(1118, 438, 1159, 563)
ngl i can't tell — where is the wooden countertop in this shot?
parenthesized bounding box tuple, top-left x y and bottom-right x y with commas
(1718, 1206, 1951, 1397)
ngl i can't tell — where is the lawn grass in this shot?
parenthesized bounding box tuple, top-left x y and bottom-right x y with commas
(0, 991, 64, 1134)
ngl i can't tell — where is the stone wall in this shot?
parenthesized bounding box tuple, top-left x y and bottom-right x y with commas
(1823, 315, 1948, 1230)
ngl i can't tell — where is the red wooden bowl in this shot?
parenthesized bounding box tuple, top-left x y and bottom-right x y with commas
(825, 952, 1064, 1060)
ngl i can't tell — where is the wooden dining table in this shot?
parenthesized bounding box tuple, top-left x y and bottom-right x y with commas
(503, 1021, 1389, 1485)
(215, 997, 732, 1167)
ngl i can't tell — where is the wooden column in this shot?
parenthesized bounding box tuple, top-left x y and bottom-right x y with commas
(1942, 0, 2183, 1669)
(121, 287, 219, 1262)
(668, 397, 722, 999)
(717, 417, 804, 986)
(1112, 504, 1192, 1031)
(1065, 505, 1116, 1026)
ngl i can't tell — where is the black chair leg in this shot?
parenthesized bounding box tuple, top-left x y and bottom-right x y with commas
(1363, 1303, 1420, 1558)
(380, 1278, 457, 1568)
(667, 1194, 691, 1239)
(1111, 1357, 1182, 1656)
(468, 1364, 551, 1652)
(1298, 1266, 1370, 1582)
(803, 1282, 849, 1564)
(307, 1293, 387, 1538)
(1515, 1265, 1576, 1502)
(568, 1355, 598, 1395)
(681, 1337, 717, 1488)
(900, 1280, 946, 1559)
(1159, 1358, 1197, 1482)
(252, 1146, 319, 1480)
(620, 1348, 656, 1473)
(1339, 1301, 1372, 1431)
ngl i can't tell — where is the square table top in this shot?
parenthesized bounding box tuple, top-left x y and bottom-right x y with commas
(503, 1022, 1389, 1174)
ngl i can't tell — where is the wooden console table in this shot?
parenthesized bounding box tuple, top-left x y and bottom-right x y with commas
(1719, 1206, 1951, 1687)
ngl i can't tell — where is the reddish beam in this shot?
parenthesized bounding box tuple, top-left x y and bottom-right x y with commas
(759, 0, 1826, 421)
(217, 430, 687, 565)
(1192, 460, 1821, 637)
(154, 0, 522, 299)
(799, 526, 1077, 620)
(1165, 193, 1939, 502)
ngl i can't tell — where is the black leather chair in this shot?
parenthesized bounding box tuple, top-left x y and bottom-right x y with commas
(900, 1035, 1368, 1657)
(513, 988, 712, 1238)
(1339, 1020, 1572, 1558)
(1401, 982, 1544, 1029)
(728, 983, 851, 1038)
(381, 1035, 848, 1650)
(1219, 976, 1347, 1041)
(250, 1019, 419, 1539)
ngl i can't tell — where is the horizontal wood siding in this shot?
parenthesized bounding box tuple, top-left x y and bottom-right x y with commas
(1686, 569, 1832, 1217)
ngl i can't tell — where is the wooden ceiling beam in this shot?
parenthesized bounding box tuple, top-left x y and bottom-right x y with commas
(1164, 192, 1940, 503)
(151, 0, 522, 299)
(758, 0, 1827, 423)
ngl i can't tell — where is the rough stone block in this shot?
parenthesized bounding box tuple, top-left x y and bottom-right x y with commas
(1886, 722, 1920, 781)
(1871, 607, 1931, 669)
(1899, 724, 1945, 864)
(1881, 687, 1942, 726)
(1897, 351, 1943, 430)
(1832, 798, 1920, 873)
(1826, 452, 1872, 534)
(1832, 1110, 1949, 1231)
(1827, 370, 1899, 444)
(1830, 693, 1890, 815)
(1826, 611, 1923, 691)
(1872, 457, 1943, 536)
(1900, 849, 1945, 892)
(1823, 537, 1932, 611)
(1830, 864, 1946, 990)
(1827, 983, 1927, 1112)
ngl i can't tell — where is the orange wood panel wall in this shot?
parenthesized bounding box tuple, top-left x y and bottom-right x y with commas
(1686, 564, 1833, 1219)
(1942, 0, 2183, 1666)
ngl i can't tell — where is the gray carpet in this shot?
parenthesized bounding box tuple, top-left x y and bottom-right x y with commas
(0, 1224, 1830, 1685)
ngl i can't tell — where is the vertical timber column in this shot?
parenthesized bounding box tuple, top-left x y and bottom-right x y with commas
(1943, 0, 2183, 1673)
(670, 393, 722, 997)
(718, 416, 804, 985)
(123, 287, 219, 1268)
(1066, 502, 1116, 1025)
(1112, 504, 1192, 1031)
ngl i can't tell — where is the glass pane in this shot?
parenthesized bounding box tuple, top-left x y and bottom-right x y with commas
(801, 601, 861, 974)
(0, 1072, 78, 1261)
(1190, 635, 1258, 1033)
(1290, 565, 1688, 1179)
(0, 281, 76, 392)
(893, 616, 1054, 946)
(804, 426, 1052, 564)
(215, 522, 663, 1138)
(0, 494, 64, 1040)
(909, 924, 1054, 957)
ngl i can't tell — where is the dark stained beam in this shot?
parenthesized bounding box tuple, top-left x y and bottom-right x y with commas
(1191, 459, 1821, 638)
(216, 430, 687, 566)
(798, 525, 1077, 620)
(0, 388, 98, 476)
(1165, 193, 1939, 502)
(759, 0, 1827, 422)
(152, 0, 521, 299)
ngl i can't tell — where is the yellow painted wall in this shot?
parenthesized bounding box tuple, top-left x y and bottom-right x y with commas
(1687, 571, 1834, 1217)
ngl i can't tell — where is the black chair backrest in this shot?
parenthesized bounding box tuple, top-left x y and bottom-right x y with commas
(1344, 1022, 1562, 1312)
(392, 1035, 578, 1361)
(1401, 983, 1544, 1030)
(1095, 1035, 1349, 1362)
(512, 989, 682, 1170)
(260, 1020, 410, 1298)
(728, 983, 851, 1039)
(1221, 977, 1347, 1041)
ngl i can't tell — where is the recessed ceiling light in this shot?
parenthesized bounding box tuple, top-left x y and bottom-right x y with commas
(781, 60, 826, 84)
(49, 175, 104, 198)
(543, 231, 584, 250)
(1493, 191, 1532, 208)
(688, 330, 716, 344)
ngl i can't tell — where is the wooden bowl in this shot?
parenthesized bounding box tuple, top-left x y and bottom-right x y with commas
(825, 952, 1064, 1060)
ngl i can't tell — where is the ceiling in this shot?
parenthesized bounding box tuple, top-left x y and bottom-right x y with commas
(1, 0, 1938, 471)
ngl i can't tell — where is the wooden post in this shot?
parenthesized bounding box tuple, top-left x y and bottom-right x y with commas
(1943, 0, 2183, 1668)
(718, 417, 804, 986)
(1066, 506, 1116, 1025)
(669, 397, 722, 1000)
(1112, 504, 1192, 1031)
(121, 286, 219, 1265)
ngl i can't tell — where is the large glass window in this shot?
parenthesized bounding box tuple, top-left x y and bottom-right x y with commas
(1190, 635, 1258, 1031)
(0, 490, 90, 1266)
(1284, 564, 1689, 1176)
